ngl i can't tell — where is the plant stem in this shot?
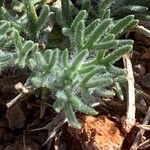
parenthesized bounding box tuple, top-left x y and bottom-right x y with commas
(122, 53, 135, 133)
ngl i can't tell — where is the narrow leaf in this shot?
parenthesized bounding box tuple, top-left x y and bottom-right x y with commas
(0, 21, 10, 35)
(54, 90, 67, 112)
(102, 45, 133, 65)
(61, 0, 72, 26)
(115, 75, 126, 83)
(31, 76, 43, 87)
(86, 78, 113, 88)
(28, 58, 37, 71)
(48, 49, 59, 70)
(75, 21, 85, 51)
(34, 52, 47, 69)
(115, 82, 124, 100)
(70, 50, 87, 71)
(36, 4, 51, 30)
(78, 65, 96, 74)
(101, 9, 111, 19)
(26, 1, 38, 25)
(110, 15, 134, 35)
(31, 43, 38, 54)
(71, 10, 87, 33)
(96, 88, 115, 97)
(117, 40, 134, 46)
(53, 98, 66, 113)
(85, 19, 100, 36)
(70, 96, 98, 115)
(98, 0, 114, 10)
(13, 30, 22, 50)
(21, 41, 34, 54)
(62, 48, 69, 68)
(92, 40, 118, 51)
(0, 50, 13, 61)
(17, 55, 28, 68)
(44, 49, 52, 63)
(81, 0, 91, 11)
(62, 27, 70, 36)
(107, 64, 125, 75)
(84, 19, 112, 48)
(65, 103, 81, 129)
(1, 7, 24, 32)
(81, 66, 106, 85)
(95, 50, 105, 62)
(126, 5, 148, 13)
(122, 19, 139, 34)
(101, 34, 115, 42)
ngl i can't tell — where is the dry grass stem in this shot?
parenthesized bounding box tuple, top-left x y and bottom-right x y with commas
(130, 107, 150, 150)
(6, 93, 24, 108)
(137, 138, 150, 149)
(136, 25, 150, 38)
(122, 53, 136, 133)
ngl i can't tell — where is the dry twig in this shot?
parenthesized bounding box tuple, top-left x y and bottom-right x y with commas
(137, 138, 150, 149)
(6, 93, 24, 108)
(130, 107, 150, 150)
(6, 82, 33, 108)
(136, 124, 150, 131)
(29, 102, 99, 145)
(122, 53, 136, 133)
(135, 25, 150, 38)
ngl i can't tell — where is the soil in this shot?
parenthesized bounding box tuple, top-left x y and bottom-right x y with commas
(68, 115, 124, 150)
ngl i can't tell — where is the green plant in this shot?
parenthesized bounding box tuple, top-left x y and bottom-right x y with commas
(73, 0, 150, 20)
(111, 0, 150, 20)
(0, 0, 138, 128)
(0, 0, 53, 41)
